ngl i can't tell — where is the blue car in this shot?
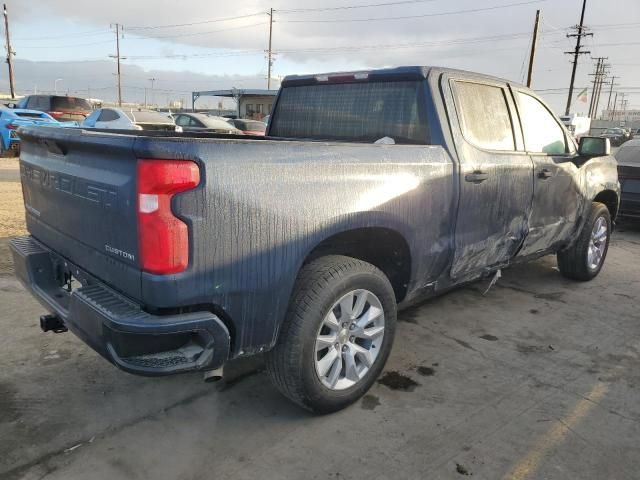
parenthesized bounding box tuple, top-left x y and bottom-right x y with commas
(0, 108, 77, 156)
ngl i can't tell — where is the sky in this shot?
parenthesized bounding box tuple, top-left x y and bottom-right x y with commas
(1, 0, 639, 114)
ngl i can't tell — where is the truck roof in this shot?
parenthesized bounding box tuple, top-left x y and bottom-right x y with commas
(281, 66, 525, 88)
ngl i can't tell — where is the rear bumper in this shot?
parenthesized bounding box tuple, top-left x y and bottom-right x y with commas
(10, 236, 230, 376)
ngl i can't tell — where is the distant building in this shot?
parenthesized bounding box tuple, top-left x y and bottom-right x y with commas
(601, 109, 640, 123)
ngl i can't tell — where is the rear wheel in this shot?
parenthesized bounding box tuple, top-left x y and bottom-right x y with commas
(265, 255, 396, 413)
(557, 202, 611, 281)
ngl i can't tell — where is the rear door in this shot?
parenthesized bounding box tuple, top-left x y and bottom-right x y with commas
(444, 76, 534, 278)
(512, 89, 582, 256)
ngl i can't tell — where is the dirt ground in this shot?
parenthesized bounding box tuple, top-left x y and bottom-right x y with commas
(0, 158, 26, 275)
(1, 158, 639, 480)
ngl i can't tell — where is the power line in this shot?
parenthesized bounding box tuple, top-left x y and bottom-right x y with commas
(127, 12, 267, 30)
(14, 29, 110, 41)
(123, 31, 537, 61)
(129, 21, 268, 40)
(279, 0, 546, 23)
(18, 39, 113, 49)
(278, 0, 439, 13)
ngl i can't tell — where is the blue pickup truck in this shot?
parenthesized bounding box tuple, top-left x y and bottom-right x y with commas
(11, 67, 619, 413)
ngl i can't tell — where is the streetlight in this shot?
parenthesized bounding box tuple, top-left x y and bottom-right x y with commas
(54, 78, 63, 95)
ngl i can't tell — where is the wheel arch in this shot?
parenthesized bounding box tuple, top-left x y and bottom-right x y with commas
(300, 226, 413, 303)
(593, 189, 619, 221)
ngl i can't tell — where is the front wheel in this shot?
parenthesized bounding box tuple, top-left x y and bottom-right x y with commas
(265, 255, 397, 413)
(557, 202, 611, 281)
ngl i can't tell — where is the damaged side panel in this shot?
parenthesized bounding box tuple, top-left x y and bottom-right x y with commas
(134, 137, 456, 355)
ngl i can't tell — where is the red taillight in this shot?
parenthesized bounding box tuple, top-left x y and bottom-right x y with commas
(48, 111, 64, 119)
(6, 123, 17, 129)
(137, 159, 200, 274)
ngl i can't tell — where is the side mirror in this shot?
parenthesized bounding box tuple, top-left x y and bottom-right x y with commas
(7, 103, 16, 109)
(579, 136, 610, 157)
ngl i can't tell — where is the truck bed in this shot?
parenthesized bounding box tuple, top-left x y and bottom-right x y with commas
(17, 125, 456, 355)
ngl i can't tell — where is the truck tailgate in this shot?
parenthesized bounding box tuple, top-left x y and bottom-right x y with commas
(18, 126, 142, 298)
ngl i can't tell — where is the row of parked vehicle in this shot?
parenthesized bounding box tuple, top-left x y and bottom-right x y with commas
(0, 94, 267, 156)
(600, 126, 639, 146)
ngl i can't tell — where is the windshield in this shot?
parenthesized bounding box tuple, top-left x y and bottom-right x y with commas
(604, 128, 622, 134)
(124, 110, 173, 124)
(51, 96, 92, 111)
(269, 80, 429, 144)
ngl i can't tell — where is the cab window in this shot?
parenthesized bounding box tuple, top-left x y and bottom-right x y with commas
(98, 109, 119, 122)
(516, 92, 567, 155)
(452, 81, 516, 151)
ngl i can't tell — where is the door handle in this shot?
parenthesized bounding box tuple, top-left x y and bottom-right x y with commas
(465, 171, 489, 184)
(538, 169, 553, 179)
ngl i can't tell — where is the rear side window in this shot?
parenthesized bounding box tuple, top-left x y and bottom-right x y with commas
(516, 92, 567, 155)
(51, 96, 92, 111)
(453, 81, 515, 151)
(269, 81, 429, 144)
(27, 96, 49, 110)
(98, 109, 119, 122)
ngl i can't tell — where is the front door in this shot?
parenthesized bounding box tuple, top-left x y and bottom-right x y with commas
(512, 90, 583, 257)
(445, 78, 534, 278)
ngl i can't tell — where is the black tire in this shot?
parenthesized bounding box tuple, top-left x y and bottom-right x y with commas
(557, 202, 611, 281)
(265, 255, 397, 413)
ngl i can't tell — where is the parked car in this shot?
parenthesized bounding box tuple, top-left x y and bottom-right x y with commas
(82, 108, 181, 132)
(0, 107, 76, 156)
(11, 66, 619, 413)
(174, 113, 243, 134)
(615, 139, 640, 221)
(15, 95, 92, 122)
(226, 118, 266, 136)
(600, 128, 627, 146)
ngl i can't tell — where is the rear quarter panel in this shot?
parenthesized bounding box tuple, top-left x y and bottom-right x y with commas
(133, 137, 455, 355)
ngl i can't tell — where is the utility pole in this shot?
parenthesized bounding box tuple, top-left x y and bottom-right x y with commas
(267, 8, 274, 90)
(588, 57, 608, 119)
(526, 9, 540, 88)
(605, 75, 618, 113)
(611, 92, 618, 121)
(595, 61, 610, 119)
(109, 24, 123, 106)
(3, 4, 15, 98)
(564, 0, 592, 115)
(148, 77, 156, 107)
